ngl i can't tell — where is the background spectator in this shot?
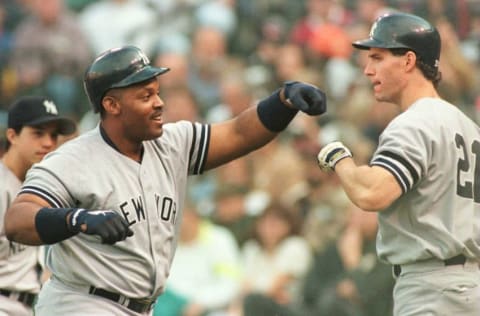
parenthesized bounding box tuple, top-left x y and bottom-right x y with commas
(154, 199, 241, 316)
(236, 202, 313, 316)
(9, 0, 92, 120)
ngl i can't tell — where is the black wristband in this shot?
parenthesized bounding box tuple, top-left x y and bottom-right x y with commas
(257, 89, 298, 132)
(35, 207, 78, 244)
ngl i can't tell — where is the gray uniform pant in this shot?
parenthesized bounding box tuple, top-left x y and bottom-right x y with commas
(393, 258, 480, 316)
(0, 295, 33, 316)
(35, 277, 154, 316)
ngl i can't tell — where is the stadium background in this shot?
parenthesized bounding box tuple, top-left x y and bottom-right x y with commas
(1, 1, 480, 315)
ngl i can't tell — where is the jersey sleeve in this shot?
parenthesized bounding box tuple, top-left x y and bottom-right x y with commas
(20, 151, 79, 208)
(370, 114, 429, 194)
(187, 122, 210, 175)
(162, 121, 211, 175)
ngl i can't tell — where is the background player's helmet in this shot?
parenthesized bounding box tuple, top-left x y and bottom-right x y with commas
(352, 12, 441, 69)
(84, 45, 170, 113)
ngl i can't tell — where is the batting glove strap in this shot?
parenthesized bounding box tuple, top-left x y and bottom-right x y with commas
(67, 208, 134, 244)
(317, 141, 352, 171)
(67, 208, 88, 233)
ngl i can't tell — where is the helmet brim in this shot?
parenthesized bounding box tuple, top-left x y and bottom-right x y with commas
(352, 37, 389, 50)
(111, 66, 170, 89)
(352, 37, 410, 50)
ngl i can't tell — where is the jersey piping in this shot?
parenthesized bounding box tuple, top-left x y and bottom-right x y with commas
(371, 150, 420, 194)
(21, 185, 63, 208)
(192, 124, 210, 174)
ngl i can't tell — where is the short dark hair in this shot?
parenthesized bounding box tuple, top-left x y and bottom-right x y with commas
(4, 125, 22, 151)
(390, 48, 442, 87)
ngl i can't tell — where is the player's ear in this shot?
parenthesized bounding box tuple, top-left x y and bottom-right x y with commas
(5, 128, 18, 145)
(404, 51, 417, 71)
(102, 95, 121, 115)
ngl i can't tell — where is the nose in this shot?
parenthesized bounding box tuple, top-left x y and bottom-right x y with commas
(363, 65, 371, 76)
(153, 94, 164, 109)
(363, 61, 374, 77)
(42, 134, 58, 148)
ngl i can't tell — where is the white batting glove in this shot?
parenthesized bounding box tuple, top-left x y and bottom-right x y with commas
(317, 141, 352, 171)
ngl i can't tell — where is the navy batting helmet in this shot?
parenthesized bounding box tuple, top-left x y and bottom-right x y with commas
(84, 45, 170, 113)
(352, 12, 441, 69)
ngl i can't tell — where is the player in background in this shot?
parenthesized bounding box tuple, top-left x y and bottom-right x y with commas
(0, 96, 76, 316)
(317, 12, 480, 316)
(3, 45, 326, 315)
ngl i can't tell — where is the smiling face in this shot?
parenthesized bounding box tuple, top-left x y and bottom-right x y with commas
(363, 47, 410, 105)
(105, 78, 165, 142)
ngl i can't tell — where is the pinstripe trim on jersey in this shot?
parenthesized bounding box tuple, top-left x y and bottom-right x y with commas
(188, 122, 197, 171)
(199, 125, 211, 172)
(193, 124, 211, 174)
(20, 185, 63, 208)
(371, 158, 409, 194)
(378, 151, 419, 184)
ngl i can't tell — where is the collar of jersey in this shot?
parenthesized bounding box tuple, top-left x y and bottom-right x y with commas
(99, 124, 144, 162)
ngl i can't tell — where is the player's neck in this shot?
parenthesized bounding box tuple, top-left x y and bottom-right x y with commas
(1, 151, 30, 181)
(99, 122, 144, 162)
(399, 80, 439, 111)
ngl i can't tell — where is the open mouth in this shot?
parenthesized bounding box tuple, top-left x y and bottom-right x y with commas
(151, 112, 163, 123)
(372, 80, 381, 91)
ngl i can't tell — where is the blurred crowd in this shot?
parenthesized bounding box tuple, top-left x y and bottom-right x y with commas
(2, 0, 480, 315)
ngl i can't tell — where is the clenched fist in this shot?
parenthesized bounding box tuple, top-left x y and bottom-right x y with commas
(317, 141, 352, 171)
(283, 81, 327, 116)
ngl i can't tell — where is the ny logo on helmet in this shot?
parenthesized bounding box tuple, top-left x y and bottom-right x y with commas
(138, 51, 150, 66)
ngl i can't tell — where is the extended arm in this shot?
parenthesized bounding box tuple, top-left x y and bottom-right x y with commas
(205, 81, 326, 170)
(317, 142, 402, 212)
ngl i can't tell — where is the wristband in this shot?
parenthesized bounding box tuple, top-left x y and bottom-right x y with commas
(35, 207, 78, 244)
(257, 89, 298, 132)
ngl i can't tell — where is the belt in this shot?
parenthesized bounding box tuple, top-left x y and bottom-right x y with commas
(393, 254, 467, 277)
(89, 286, 155, 313)
(0, 289, 37, 308)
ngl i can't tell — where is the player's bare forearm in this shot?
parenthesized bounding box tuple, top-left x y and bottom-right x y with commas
(206, 82, 326, 170)
(5, 199, 45, 245)
(334, 159, 402, 212)
(205, 106, 276, 170)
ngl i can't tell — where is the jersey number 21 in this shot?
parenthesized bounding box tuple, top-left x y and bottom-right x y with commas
(456, 133, 480, 203)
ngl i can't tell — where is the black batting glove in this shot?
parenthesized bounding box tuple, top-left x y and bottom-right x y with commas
(68, 209, 134, 244)
(283, 81, 327, 116)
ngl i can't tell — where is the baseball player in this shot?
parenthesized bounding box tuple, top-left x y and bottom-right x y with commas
(0, 96, 76, 316)
(3, 45, 326, 316)
(317, 12, 480, 316)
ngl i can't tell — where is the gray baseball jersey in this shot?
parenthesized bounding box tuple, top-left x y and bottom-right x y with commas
(370, 97, 480, 265)
(19, 121, 209, 299)
(0, 162, 42, 293)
